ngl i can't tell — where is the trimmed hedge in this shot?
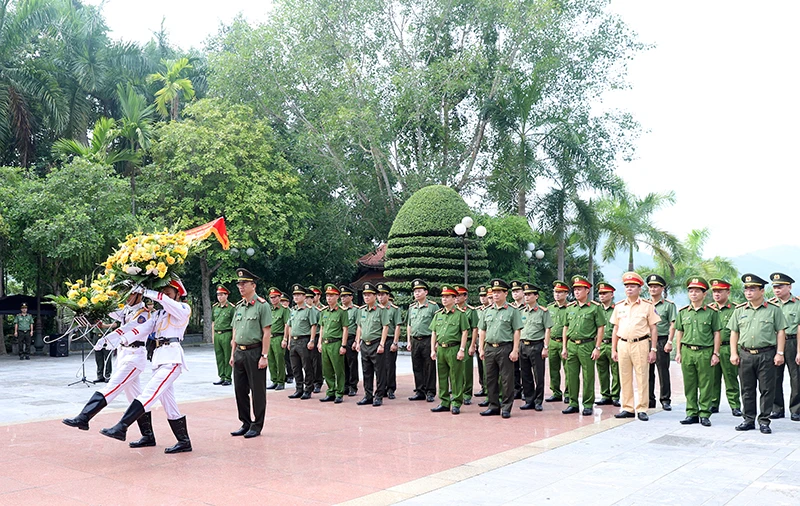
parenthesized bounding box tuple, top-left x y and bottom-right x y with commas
(388, 185, 472, 238)
(384, 267, 491, 282)
(387, 236, 464, 249)
(384, 256, 489, 270)
(385, 245, 488, 261)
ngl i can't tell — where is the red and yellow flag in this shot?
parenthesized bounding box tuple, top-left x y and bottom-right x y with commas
(184, 217, 230, 250)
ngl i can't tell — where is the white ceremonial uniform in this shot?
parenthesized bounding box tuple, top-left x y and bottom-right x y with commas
(96, 302, 151, 403)
(104, 290, 191, 419)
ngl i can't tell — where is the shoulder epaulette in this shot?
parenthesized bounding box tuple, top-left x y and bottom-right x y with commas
(679, 304, 690, 311)
(319, 304, 329, 310)
(735, 302, 748, 308)
(591, 300, 602, 306)
(257, 296, 267, 304)
(665, 299, 674, 304)
(357, 304, 366, 310)
(707, 305, 718, 311)
(456, 306, 465, 312)
(434, 307, 445, 314)
(768, 301, 781, 307)
(390, 303, 399, 309)
(539, 306, 549, 312)
(567, 301, 577, 307)
(768, 296, 779, 303)
(236, 299, 247, 307)
(212, 302, 219, 307)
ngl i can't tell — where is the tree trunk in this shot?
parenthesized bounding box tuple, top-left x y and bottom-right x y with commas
(557, 237, 565, 281)
(517, 190, 526, 217)
(199, 256, 213, 344)
(130, 167, 136, 217)
(587, 246, 595, 300)
(628, 244, 635, 271)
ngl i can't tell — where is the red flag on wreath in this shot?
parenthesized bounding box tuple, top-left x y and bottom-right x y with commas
(184, 217, 230, 250)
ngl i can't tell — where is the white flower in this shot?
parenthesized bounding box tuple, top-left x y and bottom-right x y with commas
(125, 265, 142, 275)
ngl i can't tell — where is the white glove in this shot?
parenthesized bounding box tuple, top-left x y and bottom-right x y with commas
(143, 288, 160, 300)
(131, 284, 145, 295)
(93, 337, 108, 351)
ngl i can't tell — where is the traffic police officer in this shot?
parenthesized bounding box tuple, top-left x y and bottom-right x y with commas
(647, 274, 676, 410)
(595, 282, 620, 406)
(430, 285, 470, 414)
(406, 279, 439, 402)
(709, 279, 741, 416)
(212, 285, 235, 386)
(519, 283, 552, 411)
(267, 287, 290, 390)
(13, 303, 34, 360)
(547, 281, 571, 403)
(768, 272, 800, 420)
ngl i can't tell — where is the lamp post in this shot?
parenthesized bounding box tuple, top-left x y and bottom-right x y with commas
(523, 242, 544, 282)
(454, 216, 487, 287)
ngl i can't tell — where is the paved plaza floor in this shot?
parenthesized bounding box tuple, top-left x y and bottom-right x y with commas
(1, 345, 799, 505)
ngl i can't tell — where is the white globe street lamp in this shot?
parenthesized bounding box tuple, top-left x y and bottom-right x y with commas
(455, 216, 486, 287)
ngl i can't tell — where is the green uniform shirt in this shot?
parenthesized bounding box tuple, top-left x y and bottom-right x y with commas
(429, 307, 470, 344)
(771, 296, 800, 336)
(675, 305, 721, 347)
(727, 300, 788, 349)
(602, 304, 615, 327)
(232, 295, 273, 346)
(270, 305, 290, 337)
(521, 304, 553, 341)
(212, 302, 236, 331)
(653, 298, 677, 336)
(358, 303, 390, 341)
(479, 303, 523, 344)
(319, 304, 350, 340)
(710, 302, 735, 342)
(381, 303, 403, 330)
(565, 301, 605, 341)
(548, 302, 570, 340)
(407, 300, 439, 337)
(14, 313, 34, 331)
(462, 305, 479, 330)
(343, 304, 359, 337)
(289, 305, 319, 337)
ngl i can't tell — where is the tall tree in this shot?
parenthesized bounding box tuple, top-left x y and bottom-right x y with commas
(147, 57, 195, 121)
(115, 83, 154, 216)
(51, 116, 137, 165)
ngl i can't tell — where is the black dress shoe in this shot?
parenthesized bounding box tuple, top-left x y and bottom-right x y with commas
(595, 398, 612, 406)
(319, 395, 335, 402)
(95, 377, 106, 383)
(710, 406, 719, 414)
(334, 397, 343, 404)
(662, 402, 672, 411)
(451, 406, 460, 415)
(230, 426, 249, 437)
(313, 386, 321, 394)
(612, 400, 621, 407)
(243, 430, 260, 439)
(480, 409, 500, 416)
(732, 408, 743, 417)
(615, 411, 635, 419)
(387, 391, 396, 400)
(474, 389, 487, 397)
(638, 412, 649, 421)
(501, 411, 511, 419)
(463, 398, 472, 405)
(288, 390, 303, 399)
(478, 400, 490, 407)
(431, 405, 449, 413)
(519, 403, 535, 411)
(534, 404, 543, 412)
(275, 384, 285, 391)
(562, 406, 579, 414)
(266, 383, 277, 390)
(582, 408, 593, 416)
(513, 391, 522, 400)
(347, 388, 357, 397)
(545, 396, 562, 403)
(372, 398, 383, 407)
(648, 400, 656, 409)
(356, 397, 373, 406)
(563, 397, 570, 404)
(286, 377, 294, 384)
(760, 424, 772, 434)
(680, 416, 699, 425)
(300, 392, 311, 400)
(214, 379, 225, 385)
(735, 422, 755, 431)
(769, 411, 784, 419)
(221, 380, 231, 386)
(700, 417, 711, 427)
(426, 394, 435, 402)
(791, 413, 800, 422)
(408, 393, 426, 401)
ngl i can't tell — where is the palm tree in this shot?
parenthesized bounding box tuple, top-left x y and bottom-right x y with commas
(52, 116, 137, 165)
(115, 84, 154, 216)
(147, 58, 195, 121)
(600, 191, 682, 275)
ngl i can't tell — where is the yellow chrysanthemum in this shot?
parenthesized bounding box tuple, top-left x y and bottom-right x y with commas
(77, 297, 89, 308)
(67, 289, 79, 299)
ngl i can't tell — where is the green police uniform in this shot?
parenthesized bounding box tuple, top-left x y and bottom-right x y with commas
(769, 291, 800, 418)
(479, 294, 523, 414)
(548, 300, 570, 401)
(564, 299, 605, 409)
(267, 300, 290, 387)
(342, 296, 360, 395)
(212, 301, 236, 383)
(520, 301, 552, 406)
(407, 286, 439, 399)
(675, 303, 720, 419)
(318, 300, 349, 399)
(596, 302, 620, 403)
(358, 299, 390, 401)
(90, 319, 113, 381)
(728, 288, 787, 427)
(430, 304, 470, 409)
(287, 292, 319, 395)
(14, 312, 34, 359)
(460, 304, 480, 402)
(650, 297, 677, 407)
(709, 300, 740, 412)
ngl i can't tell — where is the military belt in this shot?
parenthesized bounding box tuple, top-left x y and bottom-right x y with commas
(215, 329, 231, 334)
(155, 337, 182, 348)
(291, 335, 311, 340)
(362, 340, 377, 346)
(236, 342, 261, 351)
(412, 335, 431, 340)
(487, 342, 512, 348)
(720, 341, 730, 345)
(602, 338, 612, 344)
(123, 342, 145, 348)
(570, 339, 594, 345)
(620, 335, 650, 343)
(551, 337, 563, 342)
(521, 340, 543, 346)
(787, 334, 797, 340)
(740, 345, 776, 355)
(322, 338, 342, 345)
(438, 342, 461, 348)
(682, 344, 711, 351)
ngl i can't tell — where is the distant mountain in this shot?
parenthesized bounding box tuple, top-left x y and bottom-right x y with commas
(731, 245, 800, 278)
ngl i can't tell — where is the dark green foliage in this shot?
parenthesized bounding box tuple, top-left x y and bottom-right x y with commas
(388, 186, 472, 238)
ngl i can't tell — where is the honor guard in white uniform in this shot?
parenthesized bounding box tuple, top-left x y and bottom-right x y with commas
(63, 293, 157, 447)
(99, 279, 193, 454)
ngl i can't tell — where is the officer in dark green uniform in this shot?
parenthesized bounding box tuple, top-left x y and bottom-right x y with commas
(307, 286, 324, 393)
(455, 285, 479, 405)
(430, 285, 470, 414)
(730, 273, 788, 433)
(547, 280, 571, 403)
(479, 279, 523, 418)
(474, 286, 489, 397)
(709, 279, 741, 416)
(317, 284, 349, 403)
(519, 283, 552, 411)
(563, 275, 605, 416)
(377, 283, 402, 399)
(675, 277, 721, 427)
(647, 274, 677, 410)
(266, 287, 289, 390)
(768, 272, 800, 421)
(13, 303, 34, 360)
(280, 292, 294, 385)
(284, 284, 318, 399)
(356, 282, 390, 406)
(509, 280, 525, 399)
(340, 285, 360, 396)
(406, 279, 439, 402)
(595, 282, 620, 407)
(212, 285, 235, 386)
(230, 268, 272, 439)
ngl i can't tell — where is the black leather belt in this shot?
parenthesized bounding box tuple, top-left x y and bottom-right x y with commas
(721, 341, 730, 345)
(215, 329, 231, 334)
(570, 339, 593, 345)
(155, 337, 181, 348)
(438, 342, 461, 348)
(488, 342, 511, 348)
(413, 335, 431, 340)
(322, 338, 342, 345)
(740, 346, 775, 355)
(551, 337, 563, 342)
(787, 334, 797, 340)
(291, 335, 311, 340)
(362, 340, 377, 346)
(236, 342, 261, 351)
(602, 338, 612, 344)
(620, 335, 650, 343)
(682, 344, 710, 351)
(658, 335, 668, 339)
(521, 340, 543, 346)
(123, 342, 145, 348)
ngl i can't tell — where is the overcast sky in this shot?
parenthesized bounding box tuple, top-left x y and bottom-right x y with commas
(86, 0, 800, 258)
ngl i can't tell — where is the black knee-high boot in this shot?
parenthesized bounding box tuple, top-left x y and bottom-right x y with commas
(164, 416, 192, 454)
(129, 411, 157, 448)
(99, 400, 145, 442)
(63, 392, 107, 430)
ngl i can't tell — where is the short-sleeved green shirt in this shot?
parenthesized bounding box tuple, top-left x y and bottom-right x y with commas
(710, 302, 734, 342)
(343, 304, 359, 337)
(565, 301, 605, 341)
(319, 304, 350, 340)
(675, 305, 721, 347)
(381, 303, 403, 330)
(548, 302, 569, 340)
(358, 303, 390, 341)
(460, 305, 479, 330)
(289, 305, 319, 337)
(602, 304, 615, 327)
(14, 313, 34, 331)
(232, 296, 273, 346)
(653, 299, 677, 336)
(212, 302, 236, 332)
(771, 296, 800, 336)
(479, 303, 523, 344)
(521, 304, 553, 341)
(727, 300, 788, 349)
(429, 307, 470, 344)
(270, 305, 290, 337)
(407, 300, 439, 337)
